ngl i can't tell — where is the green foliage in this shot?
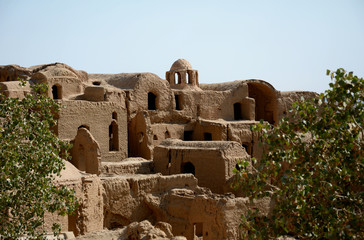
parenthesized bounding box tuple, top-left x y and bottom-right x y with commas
(234, 69, 364, 239)
(0, 82, 78, 239)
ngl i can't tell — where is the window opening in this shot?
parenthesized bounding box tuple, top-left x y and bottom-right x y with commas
(204, 132, 212, 141)
(234, 102, 242, 120)
(92, 81, 101, 86)
(148, 92, 157, 110)
(175, 94, 182, 110)
(182, 162, 195, 175)
(184, 131, 193, 141)
(187, 72, 192, 84)
(174, 72, 182, 84)
(109, 122, 119, 151)
(165, 131, 171, 139)
(112, 112, 117, 120)
(52, 85, 62, 100)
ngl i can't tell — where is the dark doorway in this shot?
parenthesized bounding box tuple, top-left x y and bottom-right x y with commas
(52, 85, 61, 100)
(109, 122, 119, 151)
(175, 94, 182, 110)
(182, 162, 195, 175)
(204, 132, 212, 141)
(234, 102, 242, 120)
(148, 92, 157, 110)
(184, 131, 193, 141)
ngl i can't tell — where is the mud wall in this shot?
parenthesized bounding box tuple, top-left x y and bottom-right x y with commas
(57, 100, 128, 162)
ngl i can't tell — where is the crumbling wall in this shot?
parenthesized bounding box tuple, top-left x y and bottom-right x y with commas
(0, 64, 32, 82)
(146, 187, 271, 240)
(101, 174, 198, 229)
(0, 81, 31, 99)
(44, 161, 103, 236)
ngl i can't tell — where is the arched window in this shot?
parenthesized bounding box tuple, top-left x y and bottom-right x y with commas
(187, 72, 192, 84)
(109, 122, 119, 151)
(182, 162, 195, 175)
(234, 102, 242, 120)
(174, 72, 181, 84)
(148, 92, 157, 110)
(52, 84, 62, 100)
(112, 112, 117, 120)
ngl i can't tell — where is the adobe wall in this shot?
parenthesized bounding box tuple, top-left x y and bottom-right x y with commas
(166, 85, 253, 122)
(0, 64, 32, 82)
(281, 91, 319, 112)
(101, 157, 153, 175)
(30, 63, 88, 100)
(153, 139, 249, 194)
(101, 174, 198, 229)
(57, 100, 128, 162)
(0, 81, 31, 99)
(101, 173, 270, 240)
(44, 161, 103, 236)
(148, 188, 263, 240)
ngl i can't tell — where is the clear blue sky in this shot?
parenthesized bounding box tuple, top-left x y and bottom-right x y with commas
(1, 0, 363, 93)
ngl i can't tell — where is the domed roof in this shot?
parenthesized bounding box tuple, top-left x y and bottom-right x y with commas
(170, 59, 193, 71)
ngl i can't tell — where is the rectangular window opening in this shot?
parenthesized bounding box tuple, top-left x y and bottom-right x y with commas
(175, 94, 182, 110)
(184, 131, 193, 141)
(204, 132, 212, 141)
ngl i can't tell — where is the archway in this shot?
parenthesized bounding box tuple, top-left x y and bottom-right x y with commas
(247, 82, 277, 124)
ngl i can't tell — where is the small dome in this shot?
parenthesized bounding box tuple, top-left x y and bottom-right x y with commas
(170, 59, 193, 71)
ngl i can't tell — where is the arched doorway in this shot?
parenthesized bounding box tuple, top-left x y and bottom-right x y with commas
(247, 81, 277, 124)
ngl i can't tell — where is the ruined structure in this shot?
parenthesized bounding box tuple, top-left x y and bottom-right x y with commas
(0, 60, 317, 239)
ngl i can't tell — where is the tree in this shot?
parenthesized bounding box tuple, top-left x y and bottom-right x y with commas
(234, 69, 363, 239)
(0, 82, 78, 239)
